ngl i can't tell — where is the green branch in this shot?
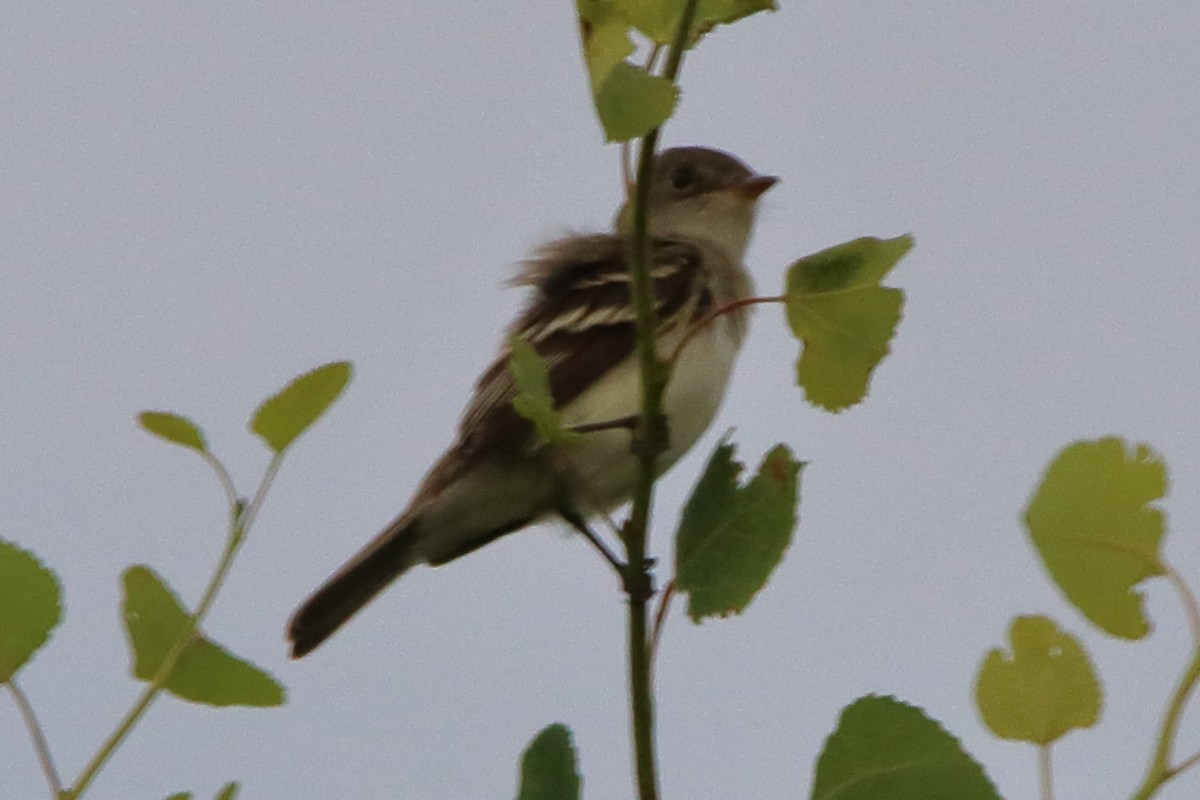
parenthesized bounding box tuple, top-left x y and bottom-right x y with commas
(63, 454, 282, 800)
(623, 3, 700, 799)
(7, 679, 63, 797)
(1131, 559, 1200, 799)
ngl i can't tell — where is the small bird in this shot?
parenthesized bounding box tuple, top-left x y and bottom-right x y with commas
(288, 147, 776, 657)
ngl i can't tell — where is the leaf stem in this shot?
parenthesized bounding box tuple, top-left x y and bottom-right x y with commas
(623, 4, 699, 799)
(7, 679, 64, 797)
(1131, 559, 1200, 799)
(669, 295, 784, 364)
(201, 450, 239, 514)
(1038, 744, 1054, 800)
(1172, 747, 1200, 780)
(63, 453, 283, 799)
(1132, 647, 1200, 799)
(647, 580, 676, 673)
(1162, 560, 1200, 648)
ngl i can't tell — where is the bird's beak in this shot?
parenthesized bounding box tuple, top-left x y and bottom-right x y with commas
(729, 174, 779, 200)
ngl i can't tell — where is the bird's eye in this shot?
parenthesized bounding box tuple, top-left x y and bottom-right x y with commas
(670, 166, 696, 191)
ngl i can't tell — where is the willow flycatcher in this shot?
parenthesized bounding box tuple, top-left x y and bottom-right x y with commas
(288, 146, 776, 657)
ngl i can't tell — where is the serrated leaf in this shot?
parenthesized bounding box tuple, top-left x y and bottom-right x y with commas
(696, 0, 777, 28)
(593, 62, 678, 143)
(611, 0, 678, 42)
(576, 0, 774, 142)
(214, 782, 239, 800)
(516, 723, 581, 800)
(675, 440, 801, 621)
(612, 0, 776, 45)
(0, 539, 62, 682)
(250, 361, 351, 453)
(577, 0, 634, 86)
(1024, 437, 1166, 639)
(576, 0, 677, 140)
(812, 695, 1001, 800)
(122, 566, 285, 707)
(138, 412, 208, 452)
(785, 235, 912, 412)
(508, 336, 583, 446)
(690, 0, 778, 44)
(975, 615, 1101, 745)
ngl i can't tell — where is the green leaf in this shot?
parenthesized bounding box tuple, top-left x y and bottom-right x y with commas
(812, 695, 1001, 800)
(516, 723, 581, 800)
(251, 361, 352, 453)
(612, 0, 776, 45)
(975, 615, 1101, 745)
(593, 62, 678, 143)
(0, 539, 62, 682)
(164, 793, 192, 800)
(611, 0, 678, 42)
(675, 439, 801, 621)
(138, 412, 208, 452)
(784, 235, 912, 412)
(508, 336, 583, 446)
(214, 782, 239, 800)
(577, 0, 634, 86)
(122, 566, 285, 707)
(1024, 437, 1166, 639)
(692, 0, 777, 43)
(576, 0, 775, 143)
(576, 0, 678, 141)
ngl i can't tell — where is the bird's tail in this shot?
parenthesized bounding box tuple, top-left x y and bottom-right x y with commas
(287, 513, 420, 658)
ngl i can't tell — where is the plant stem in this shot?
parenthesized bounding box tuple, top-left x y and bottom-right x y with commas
(7, 679, 64, 797)
(623, 4, 699, 799)
(647, 580, 676, 673)
(1163, 561, 1200, 648)
(624, 121, 665, 800)
(627, 582, 658, 800)
(1131, 647, 1200, 799)
(63, 454, 282, 799)
(669, 295, 784, 364)
(1038, 744, 1053, 800)
(1131, 560, 1200, 799)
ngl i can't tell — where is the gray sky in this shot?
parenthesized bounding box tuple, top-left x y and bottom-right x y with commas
(4, 3, 1200, 799)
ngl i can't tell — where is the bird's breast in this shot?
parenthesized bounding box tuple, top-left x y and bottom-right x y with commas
(555, 312, 744, 512)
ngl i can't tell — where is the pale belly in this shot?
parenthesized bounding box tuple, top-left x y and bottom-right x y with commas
(557, 317, 742, 512)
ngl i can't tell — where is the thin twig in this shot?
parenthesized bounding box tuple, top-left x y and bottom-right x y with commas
(1162, 560, 1200, 648)
(647, 580, 676, 672)
(65, 453, 283, 799)
(1131, 645, 1200, 800)
(621, 142, 633, 196)
(1172, 747, 1200, 780)
(200, 451, 239, 513)
(7, 679, 63, 795)
(643, 43, 662, 72)
(1130, 556, 1200, 800)
(1038, 744, 1054, 800)
(669, 295, 784, 364)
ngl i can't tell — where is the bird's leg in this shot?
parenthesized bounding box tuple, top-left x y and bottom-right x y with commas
(561, 507, 627, 578)
(568, 413, 672, 461)
(568, 415, 639, 435)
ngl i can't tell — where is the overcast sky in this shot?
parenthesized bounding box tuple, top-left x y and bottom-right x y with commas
(4, 4, 1200, 799)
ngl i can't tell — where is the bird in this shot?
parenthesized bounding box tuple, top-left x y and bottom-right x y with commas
(288, 146, 777, 658)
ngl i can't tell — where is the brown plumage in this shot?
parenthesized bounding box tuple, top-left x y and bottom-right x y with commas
(287, 147, 775, 658)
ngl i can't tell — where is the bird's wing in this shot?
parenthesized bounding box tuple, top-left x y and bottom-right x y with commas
(453, 234, 710, 463)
